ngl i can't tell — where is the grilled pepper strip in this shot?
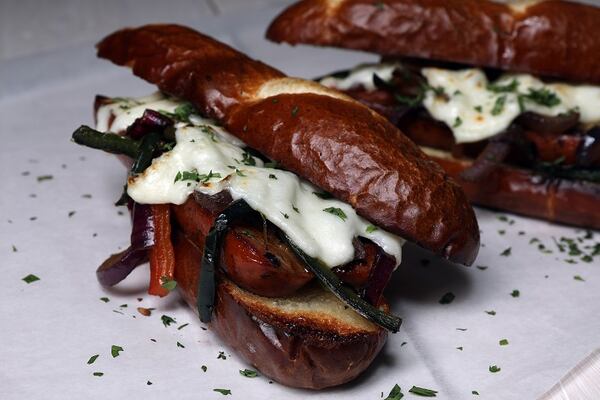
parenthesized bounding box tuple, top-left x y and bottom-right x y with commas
(148, 204, 175, 297)
(198, 201, 254, 322)
(282, 235, 402, 333)
(72, 125, 140, 158)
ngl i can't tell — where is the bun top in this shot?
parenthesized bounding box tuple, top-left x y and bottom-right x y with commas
(97, 24, 480, 265)
(267, 0, 600, 84)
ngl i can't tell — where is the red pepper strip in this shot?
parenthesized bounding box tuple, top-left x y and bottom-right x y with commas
(148, 204, 175, 297)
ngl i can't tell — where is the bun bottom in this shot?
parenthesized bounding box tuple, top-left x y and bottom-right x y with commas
(173, 230, 388, 389)
(421, 147, 600, 229)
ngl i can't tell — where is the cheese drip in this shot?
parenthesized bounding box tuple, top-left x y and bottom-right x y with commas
(320, 63, 600, 144)
(96, 93, 405, 268)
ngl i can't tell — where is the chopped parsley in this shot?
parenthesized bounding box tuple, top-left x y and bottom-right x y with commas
(111, 345, 124, 358)
(439, 292, 455, 304)
(177, 341, 185, 348)
(92, 372, 104, 377)
(160, 277, 177, 292)
(472, 391, 480, 395)
(323, 207, 347, 221)
(366, 225, 378, 234)
(487, 79, 519, 93)
(510, 290, 520, 298)
(292, 204, 300, 213)
(87, 354, 99, 365)
(500, 247, 512, 256)
(268, 174, 277, 180)
(36, 175, 53, 182)
(201, 365, 207, 372)
(384, 384, 404, 400)
(281, 212, 289, 219)
(177, 323, 189, 330)
(240, 151, 256, 166)
(239, 369, 259, 378)
(409, 386, 438, 397)
(174, 169, 221, 184)
(173, 102, 195, 122)
(313, 191, 334, 199)
(217, 351, 227, 360)
(476, 265, 488, 271)
(22, 274, 40, 284)
(456, 346, 463, 351)
(161, 315, 176, 327)
(489, 365, 501, 373)
(574, 275, 585, 282)
(521, 87, 561, 107)
(291, 105, 299, 117)
(200, 125, 218, 142)
(485, 310, 496, 316)
(491, 95, 507, 116)
(100, 297, 110, 303)
(453, 116, 463, 128)
(213, 389, 232, 396)
(474, 105, 483, 113)
(499, 339, 509, 346)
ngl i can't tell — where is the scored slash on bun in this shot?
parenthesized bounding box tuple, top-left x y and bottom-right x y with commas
(267, 0, 600, 84)
(96, 24, 480, 265)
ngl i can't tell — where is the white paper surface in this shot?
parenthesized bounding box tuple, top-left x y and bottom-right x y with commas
(1, 5, 600, 400)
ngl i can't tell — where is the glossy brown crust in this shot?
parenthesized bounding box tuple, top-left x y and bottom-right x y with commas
(96, 24, 480, 265)
(429, 151, 600, 229)
(173, 230, 387, 389)
(267, 0, 600, 84)
(97, 24, 283, 120)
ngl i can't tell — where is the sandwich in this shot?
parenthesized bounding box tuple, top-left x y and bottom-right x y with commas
(267, 0, 600, 229)
(72, 24, 479, 389)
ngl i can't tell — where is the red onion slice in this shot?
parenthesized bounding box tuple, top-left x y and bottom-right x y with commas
(362, 248, 396, 306)
(126, 109, 173, 139)
(96, 202, 155, 287)
(96, 247, 148, 287)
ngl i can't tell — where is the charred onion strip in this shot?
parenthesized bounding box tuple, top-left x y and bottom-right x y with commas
(459, 140, 512, 182)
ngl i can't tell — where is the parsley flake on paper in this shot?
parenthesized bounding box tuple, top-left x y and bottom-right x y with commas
(87, 354, 99, 365)
(239, 369, 259, 378)
(499, 339, 509, 346)
(111, 345, 124, 358)
(384, 384, 404, 400)
(161, 315, 176, 327)
(22, 274, 40, 284)
(439, 292, 455, 304)
(213, 389, 231, 396)
(409, 386, 438, 397)
(489, 365, 501, 373)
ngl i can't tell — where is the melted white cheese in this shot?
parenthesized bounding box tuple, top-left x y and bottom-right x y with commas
(318, 63, 400, 91)
(320, 63, 600, 144)
(96, 94, 404, 268)
(422, 68, 600, 143)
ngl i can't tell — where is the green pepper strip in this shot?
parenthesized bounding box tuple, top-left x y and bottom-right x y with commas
(130, 132, 160, 174)
(281, 234, 402, 333)
(72, 125, 140, 159)
(198, 201, 254, 323)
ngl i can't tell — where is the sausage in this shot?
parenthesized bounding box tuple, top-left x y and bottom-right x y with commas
(172, 195, 381, 298)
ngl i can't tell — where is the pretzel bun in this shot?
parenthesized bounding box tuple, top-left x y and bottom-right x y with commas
(267, 0, 600, 84)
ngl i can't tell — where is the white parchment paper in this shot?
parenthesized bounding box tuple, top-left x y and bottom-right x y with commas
(1, 5, 599, 400)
